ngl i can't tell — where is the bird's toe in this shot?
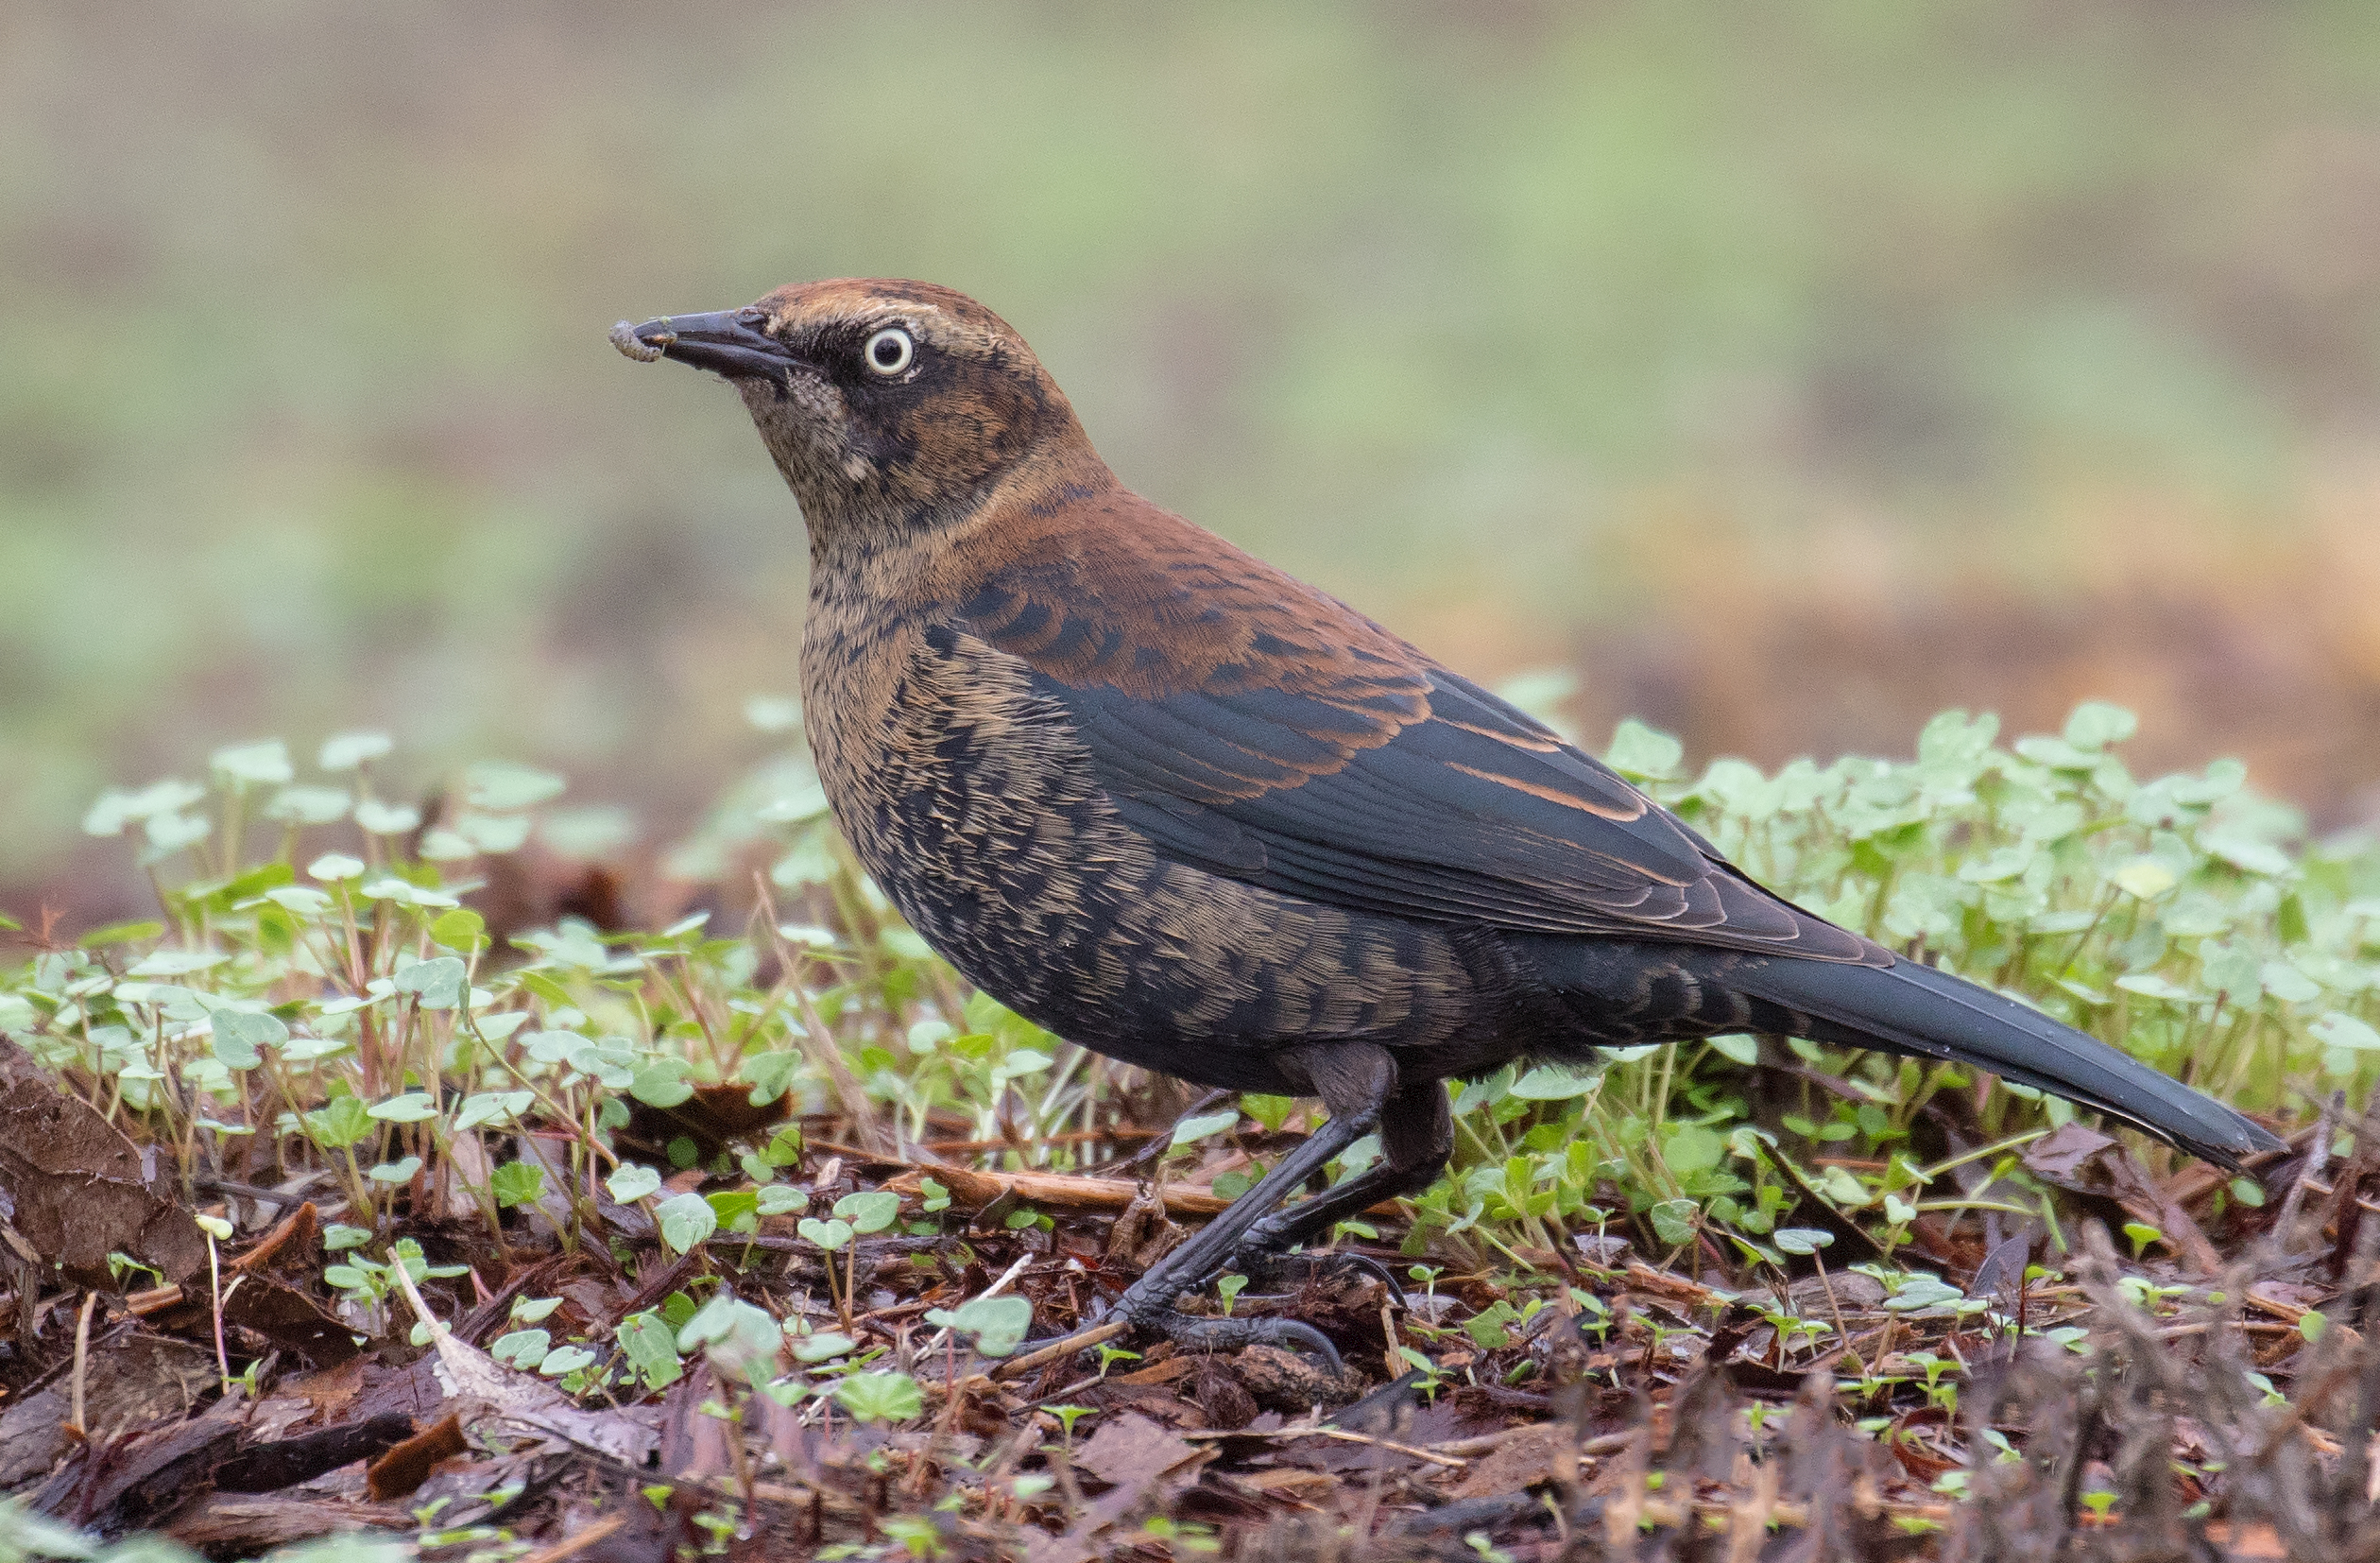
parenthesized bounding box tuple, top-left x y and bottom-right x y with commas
(1224, 1243, 1408, 1306)
(1140, 1309, 1344, 1369)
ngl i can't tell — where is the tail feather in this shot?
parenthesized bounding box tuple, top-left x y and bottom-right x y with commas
(1732, 954, 2281, 1169)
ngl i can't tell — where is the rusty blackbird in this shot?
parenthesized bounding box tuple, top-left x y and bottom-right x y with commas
(616, 281, 2281, 1357)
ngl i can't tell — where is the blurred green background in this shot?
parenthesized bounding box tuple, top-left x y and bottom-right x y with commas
(9, 1, 2380, 922)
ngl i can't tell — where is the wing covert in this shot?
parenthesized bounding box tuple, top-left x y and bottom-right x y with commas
(946, 491, 1875, 963)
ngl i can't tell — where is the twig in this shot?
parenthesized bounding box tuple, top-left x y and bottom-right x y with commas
(754, 874, 891, 1156)
(1808, 1250, 1859, 1374)
(989, 1318, 1129, 1383)
(919, 1252, 1034, 1365)
(917, 1126, 1165, 1158)
(911, 1331, 966, 1499)
(2155, 1319, 2301, 1340)
(930, 1162, 1409, 1226)
(1177, 1423, 1469, 1469)
(886, 1160, 1420, 1220)
(691, 1471, 867, 1520)
(2274, 1090, 2342, 1243)
(1724, 1458, 1783, 1561)
(1105, 1088, 1236, 1181)
(387, 1245, 508, 1400)
(2252, 1352, 2369, 1462)
(207, 1228, 231, 1389)
(189, 1175, 323, 1210)
(0, 1215, 43, 1269)
(514, 1514, 628, 1563)
(1028, 1369, 1112, 1406)
(68, 1292, 97, 1437)
(1608, 1493, 1946, 1534)
(819, 1245, 849, 1337)
(2291, 1175, 2380, 1222)
(2243, 1287, 2313, 1325)
(886, 1164, 1232, 1216)
(1421, 1425, 1636, 1461)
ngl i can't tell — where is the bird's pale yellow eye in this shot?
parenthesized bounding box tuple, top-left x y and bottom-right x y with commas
(864, 327, 915, 377)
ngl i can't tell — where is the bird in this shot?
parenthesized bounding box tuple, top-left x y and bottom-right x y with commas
(614, 281, 2282, 1357)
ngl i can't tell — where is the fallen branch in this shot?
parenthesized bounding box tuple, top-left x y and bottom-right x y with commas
(514, 1514, 628, 1563)
(886, 1165, 1229, 1217)
(886, 1162, 1413, 1220)
(1424, 1425, 1637, 1461)
(1177, 1423, 1470, 1469)
(987, 1317, 1130, 1383)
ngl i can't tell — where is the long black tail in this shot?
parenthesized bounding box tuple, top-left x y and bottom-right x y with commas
(1729, 953, 2281, 1169)
(1517, 936, 2281, 1169)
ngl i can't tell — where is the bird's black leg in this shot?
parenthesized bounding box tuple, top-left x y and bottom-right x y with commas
(1107, 1043, 1396, 1363)
(1228, 1073, 1452, 1296)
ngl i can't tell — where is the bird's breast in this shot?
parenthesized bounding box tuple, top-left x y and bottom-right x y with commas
(796, 593, 1493, 1086)
(801, 593, 1144, 1014)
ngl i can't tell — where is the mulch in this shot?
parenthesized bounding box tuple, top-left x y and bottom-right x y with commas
(2, 1073, 2376, 1561)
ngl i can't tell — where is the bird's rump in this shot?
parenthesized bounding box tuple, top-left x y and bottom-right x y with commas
(950, 490, 1874, 962)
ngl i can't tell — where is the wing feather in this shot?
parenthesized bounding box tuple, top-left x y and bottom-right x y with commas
(949, 493, 1876, 964)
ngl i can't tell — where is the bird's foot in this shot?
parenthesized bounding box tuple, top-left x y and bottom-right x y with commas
(1103, 1248, 1348, 1368)
(994, 1303, 1343, 1385)
(1114, 1292, 1344, 1370)
(1224, 1239, 1408, 1307)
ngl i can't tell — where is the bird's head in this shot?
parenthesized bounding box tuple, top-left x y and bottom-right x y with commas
(617, 280, 1102, 549)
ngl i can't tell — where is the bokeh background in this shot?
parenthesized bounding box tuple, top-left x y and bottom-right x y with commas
(9, 1, 2380, 924)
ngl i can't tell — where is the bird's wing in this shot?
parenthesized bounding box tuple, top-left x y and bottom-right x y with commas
(944, 495, 1875, 961)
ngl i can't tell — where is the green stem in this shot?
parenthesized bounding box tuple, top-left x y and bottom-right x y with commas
(1920, 1128, 2049, 1182)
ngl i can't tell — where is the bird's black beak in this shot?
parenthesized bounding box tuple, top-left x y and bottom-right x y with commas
(611, 308, 798, 380)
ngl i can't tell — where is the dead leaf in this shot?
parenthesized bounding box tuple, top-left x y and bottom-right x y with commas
(1448, 1422, 1570, 1500)
(1072, 1411, 1200, 1486)
(220, 1274, 363, 1367)
(2022, 1123, 2221, 1272)
(281, 1358, 368, 1421)
(365, 1412, 469, 1500)
(658, 1365, 736, 1482)
(437, 1135, 494, 1221)
(2202, 1520, 2286, 1559)
(1108, 1357, 1197, 1388)
(625, 1080, 790, 1166)
(1229, 1468, 1333, 1498)
(387, 1254, 656, 1465)
(536, 1486, 708, 1563)
(1524, 1308, 1595, 1386)
(750, 1381, 813, 1476)
(244, 1396, 317, 1447)
(0, 1037, 207, 1286)
(1967, 1233, 2030, 1308)
(1104, 1185, 1184, 1269)
(229, 1201, 320, 1276)
(1026, 1428, 1209, 1563)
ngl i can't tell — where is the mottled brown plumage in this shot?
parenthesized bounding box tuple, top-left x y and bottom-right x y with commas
(620, 281, 2279, 1354)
